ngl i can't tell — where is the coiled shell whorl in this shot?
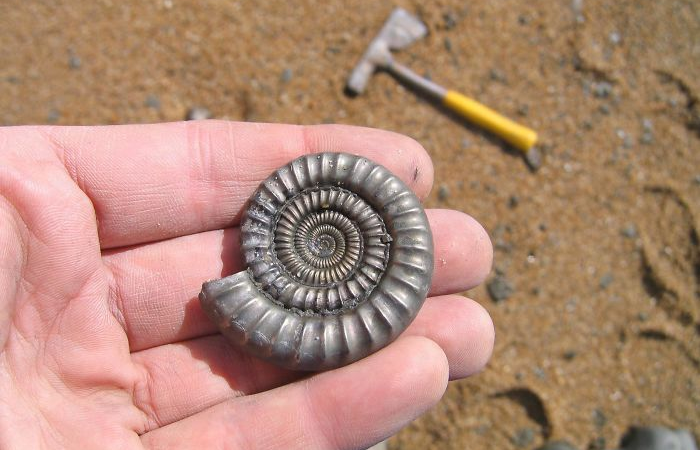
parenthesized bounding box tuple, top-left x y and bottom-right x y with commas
(199, 152, 434, 371)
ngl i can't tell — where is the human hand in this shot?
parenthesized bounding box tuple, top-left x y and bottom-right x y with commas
(0, 122, 494, 449)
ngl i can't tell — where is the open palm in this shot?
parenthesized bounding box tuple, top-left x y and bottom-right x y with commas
(0, 122, 494, 449)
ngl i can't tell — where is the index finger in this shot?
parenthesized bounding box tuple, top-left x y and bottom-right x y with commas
(41, 121, 434, 248)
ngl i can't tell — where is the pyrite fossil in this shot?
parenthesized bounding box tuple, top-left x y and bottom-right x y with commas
(199, 152, 434, 371)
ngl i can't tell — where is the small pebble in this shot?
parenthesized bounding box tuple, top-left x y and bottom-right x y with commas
(443, 11, 458, 30)
(443, 37, 453, 52)
(640, 131, 654, 145)
(488, 275, 514, 302)
(623, 135, 634, 148)
(593, 81, 613, 98)
(536, 442, 578, 450)
(518, 14, 531, 25)
(609, 31, 621, 45)
(621, 224, 638, 238)
(461, 138, 472, 149)
(592, 408, 607, 428)
(489, 68, 507, 83)
(620, 426, 698, 450)
(438, 184, 450, 201)
(280, 68, 293, 83)
(47, 109, 60, 123)
(588, 436, 606, 450)
(517, 104, 529, 116)
(145, 94, 161, 110)
(513, 428, 536, 448)
(185, 106, 212, 120)
(599, 273, 614, 289)
(508, 195, 520, 209)
(533, 366, 546, 379)
(563, 350, 577, 360)
(693, 174, 700, 185)
(68, 54, 81, 69)
(599, 104, 611, 115)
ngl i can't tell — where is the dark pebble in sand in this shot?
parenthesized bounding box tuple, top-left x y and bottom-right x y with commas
(592, 408, 607, 428)
(621, 224, 638, 238)
(438, 184, 450, 201)
(490, 68, 507, 83)
(185, 106, 212, 120)
(443, 11, 458, 29)
(508, 195, 520, 208)
(620, 426, 698, 450)
(536, 442, 578, 450)
(280, 68, 293, 83)
(145, 94, 161, 110)
(444, 37, 452, 52)
(599, 273, 614, 289)
(593, 81, 613, 98)
(69, 54, 81, 69)
(563, 350, 577, 360)
(512, 428, 536, 448)
(588, 436, 606, 450)
(47, 109, 60, 123)
(488, 275, 514, 302)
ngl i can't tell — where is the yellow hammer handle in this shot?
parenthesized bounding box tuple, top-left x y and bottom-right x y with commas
(443, 90, 537, 152)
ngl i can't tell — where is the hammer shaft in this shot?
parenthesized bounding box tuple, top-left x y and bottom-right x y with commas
(386, 61, 537, 152)
(385, 61, 447, 99)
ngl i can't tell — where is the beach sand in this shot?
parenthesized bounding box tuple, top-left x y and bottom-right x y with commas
(1, 1, 698, 448)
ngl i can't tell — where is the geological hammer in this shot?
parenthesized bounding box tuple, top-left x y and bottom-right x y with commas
(347, 8, 540, 168)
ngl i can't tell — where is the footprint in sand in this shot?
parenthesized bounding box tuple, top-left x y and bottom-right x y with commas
(638, 183, 700, 328)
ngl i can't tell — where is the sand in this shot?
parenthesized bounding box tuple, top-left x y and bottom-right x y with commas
(1, 0, 698, 448)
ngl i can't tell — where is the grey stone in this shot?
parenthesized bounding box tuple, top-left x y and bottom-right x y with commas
(280, 68, 293, 83)
(537, 441, 578, 450)
(513, 428, 536, 448)
(621, 224, 638, 238)
(186, 106, 212, 121)
(593, 82, 613, 98)
(68, 54, 81, 69)
(438, 184, 450, 201)
(490, 68, 507, 83)
(609, 31, 622, 45)
(592, 408, 607, 428)
(443, 11, 458, 29)
(640, 132, 653, 145)
(444, 37, 453, 52)
(144, 94, 161, 110)
(47, 109, 60, 123)
(599, 273, 614, 289)
(620, 426, 698, 450)
(589, 436, 606, 450)
(488, 275, 514, 302)
(508, 195, 520, 209)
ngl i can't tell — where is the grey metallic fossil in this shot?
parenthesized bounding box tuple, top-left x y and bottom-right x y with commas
(199, 152, 434, 371)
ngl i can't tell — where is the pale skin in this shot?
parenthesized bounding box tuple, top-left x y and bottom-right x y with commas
(0, 121, 494, 450)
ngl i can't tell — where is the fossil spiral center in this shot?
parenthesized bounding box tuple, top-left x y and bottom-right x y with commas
(280, 210, 361, 284)
(259, 186, 390, 312)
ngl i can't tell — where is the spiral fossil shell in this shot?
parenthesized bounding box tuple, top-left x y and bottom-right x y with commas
(199, 152, 434, 371)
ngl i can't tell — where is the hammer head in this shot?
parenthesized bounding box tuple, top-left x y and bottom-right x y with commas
(346, 8, 427, 95)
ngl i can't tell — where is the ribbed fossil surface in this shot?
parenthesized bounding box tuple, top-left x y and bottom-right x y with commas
(200, 152, 434, 371)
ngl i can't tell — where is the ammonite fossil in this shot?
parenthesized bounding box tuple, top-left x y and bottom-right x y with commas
(199, 152, 434, 371)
